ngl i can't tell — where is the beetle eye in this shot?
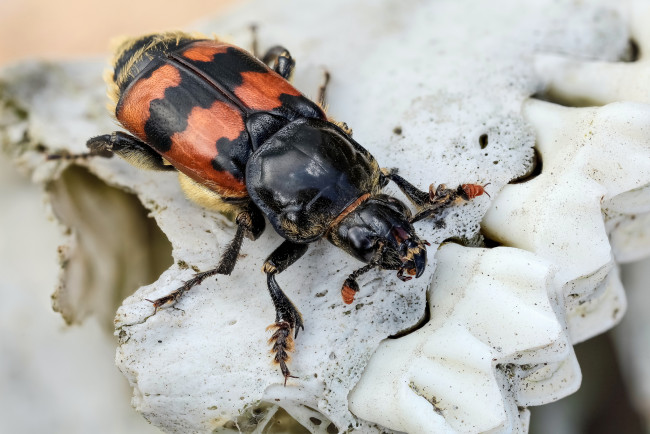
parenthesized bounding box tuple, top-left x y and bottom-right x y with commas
(348, 226, 376, 262)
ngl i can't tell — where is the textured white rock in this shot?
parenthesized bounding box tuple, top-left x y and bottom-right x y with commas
(2, 0, 650, 433)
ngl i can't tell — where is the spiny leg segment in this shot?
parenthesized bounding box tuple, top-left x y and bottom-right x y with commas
(146, 209, 261, 313)
(381, 168, 489, 224)
(262, 240, 308, 385)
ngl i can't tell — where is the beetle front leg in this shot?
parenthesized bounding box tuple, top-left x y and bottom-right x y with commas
(381, 168, 430, 208)
(410, 183, 490, 224)
(381, 168, 489, 223)
(262, 240, 308, 385)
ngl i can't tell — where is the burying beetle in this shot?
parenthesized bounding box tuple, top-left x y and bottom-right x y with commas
(70, 31, 488, 384)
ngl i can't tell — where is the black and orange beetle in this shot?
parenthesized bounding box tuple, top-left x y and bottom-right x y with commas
(83, 31, 487, 384)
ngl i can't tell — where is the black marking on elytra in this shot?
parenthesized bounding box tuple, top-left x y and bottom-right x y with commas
(211, 130, 251, 182)
(143, 66, 234, 153)
(115, 36, 198, 93)
(178, 45, 326, 122)
(184, 46, 268, 89)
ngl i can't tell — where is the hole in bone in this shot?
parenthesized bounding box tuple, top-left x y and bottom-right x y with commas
(221, 403, 310, 433)
(621, 38, 640, 62)
(479, 133, 489, 149)
(440, 234, 486, 248)
(262, 407, 312, 433)
(481, 232, 504, 248)
(531, 88, 602, 108)
(326, 422, 339, 434)
(509, 147, 542, 184)
(47, 165, 173, 329)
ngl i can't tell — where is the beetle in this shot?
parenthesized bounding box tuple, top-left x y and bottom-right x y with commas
(82, 31, 487, 384)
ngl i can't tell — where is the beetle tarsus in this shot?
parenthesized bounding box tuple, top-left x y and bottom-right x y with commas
(262, 242, 307, 381)
(409, 182, 489, 224)
(146, 268, 220, 314)
(46, 152, 94, 161)
(267, 320, 299, 386)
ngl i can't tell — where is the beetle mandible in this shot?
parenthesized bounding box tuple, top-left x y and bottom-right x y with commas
(83, 31, 488, 384)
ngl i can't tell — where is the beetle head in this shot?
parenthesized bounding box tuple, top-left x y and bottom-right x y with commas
(328, 194, 428, 281)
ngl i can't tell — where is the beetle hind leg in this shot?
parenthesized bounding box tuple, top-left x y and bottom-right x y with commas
(266, 273, 304, 386)
(262, 46, 295, 80)
(267, 321, 297, 385)
(49, 131, 178, 171)
(46, 133, 117, 161)
(317, 70, 330, 108)
(87, 132, 177, 171)
(249, 24, 260, 58)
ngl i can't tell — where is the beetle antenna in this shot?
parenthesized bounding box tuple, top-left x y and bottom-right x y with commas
(249, 23, 259, 58)
(340, 243, 384, 304)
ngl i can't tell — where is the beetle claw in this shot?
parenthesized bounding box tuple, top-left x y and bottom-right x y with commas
(145, 294, 176, 314)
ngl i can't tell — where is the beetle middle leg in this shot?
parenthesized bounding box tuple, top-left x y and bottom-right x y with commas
(147, 206, 265, 313)
(262, 240, 309, 385)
